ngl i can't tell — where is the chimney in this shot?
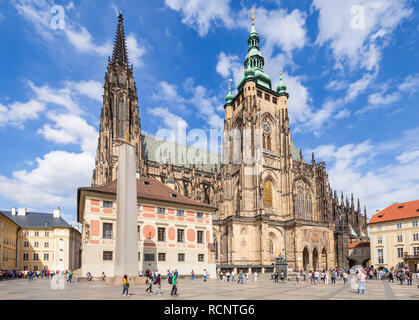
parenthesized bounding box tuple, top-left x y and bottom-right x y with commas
(17, 208, 27, 216)
(11, 207, 17, 216)
(53, 207, 61, 218)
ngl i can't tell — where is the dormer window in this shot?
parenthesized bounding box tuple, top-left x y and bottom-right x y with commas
(170, 193, 177, 198)
(143, 181, 150, 186)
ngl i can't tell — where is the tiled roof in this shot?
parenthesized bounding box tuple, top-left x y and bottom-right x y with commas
(369, 200, 419, 224)
(0, 211, 71, 229)
(78, 176, 217, 210)
(348, 242, 370, 249)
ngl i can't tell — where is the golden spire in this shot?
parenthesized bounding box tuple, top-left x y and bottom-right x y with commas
(251, 8, 255, 21)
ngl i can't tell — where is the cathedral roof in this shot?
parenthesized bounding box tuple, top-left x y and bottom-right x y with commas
(369, 200, 419, 224)
(78, 176, 217, 211)
(142, 135, 221, 172)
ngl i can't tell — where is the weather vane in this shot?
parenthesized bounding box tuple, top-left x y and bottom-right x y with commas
(251, 8, 255, 21)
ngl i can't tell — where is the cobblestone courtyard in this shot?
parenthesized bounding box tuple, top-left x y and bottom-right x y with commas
(1, 276, 418, 300)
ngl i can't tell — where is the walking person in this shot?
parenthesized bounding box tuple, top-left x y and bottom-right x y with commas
(296, 271, 301, 284)
(357, 270, 366, 294)
(122, 275, 130, 297)
(274, 271, 279, 283)
(203, 269, 207, 282)
(331, 270, 336, 284)
(325, 270, 330, 285)
(238, 270, 244, 284)
(231, 270, 235, 282)
(246, 272, 249, 283)
(254, 271, 258, 283)
(191, 270, 195, 281)
(170, 272, 178, 296)
(67, 270, 73, 283)
(145, 276, 153, 294)
(156, 273, 162, 295)
(280, 271, 285, 282)
(343, 271, 348, 285)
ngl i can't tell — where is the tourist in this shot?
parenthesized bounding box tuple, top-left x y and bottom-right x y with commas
(320, 271, 325, 283)
(226, 271, 231, 281)
(122, 274, 130, 297)
(308, 270, 312, 284)
(343, 271, 348, 285)
(325, 270, 330, 285)
(274, 271, 279, 283)
(357, 270, 366, 294)
(280, 271, 285, 282)
(191, 270, 195, 281)
(231, 270, 235, 281)
(171, 272, 178, 296)
(314, 270, 319, 284)
(254, 271, 258, 283)
(203, 269, 208, 282)
(146, 275, 153, 294)
(296, 271, 301, 284)
(155, 273, 162, 295)
(167, 270, 172, 284)
(238, 270, 244, 284)
(67, 270, 73, 283)
(407, 272, 413, 286)
(331, 270, 337, 284)
(102, 272, 106, 281)
(246, 272, 249, 283)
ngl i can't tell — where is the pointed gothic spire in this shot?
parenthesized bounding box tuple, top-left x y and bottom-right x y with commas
(111, 13, 128, 66)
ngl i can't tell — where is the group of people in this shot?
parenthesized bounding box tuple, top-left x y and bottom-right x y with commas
(0, 269, 59, 281)
(218, 269, 260, 284)
(302, 269, 350, 285)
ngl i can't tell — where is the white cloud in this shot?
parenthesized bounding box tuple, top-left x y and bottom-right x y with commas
(399, 73, 419, 94)
(126, 33, 146, 68)
(147, 107, 188, 141)
(311, 128, 419, 215)
(66, 80, 103, 102)
(0, 100, 45, 129)
(0, 151, 94, 208)
(335, 108, 351, 120)
(165, 0, 234, 36)
(396, 149, 419, 164)
(313, 0, 412, 70)
(14, 0, 113, 57)
(215, 52, 242, 89)
(345, 71, 377, 103)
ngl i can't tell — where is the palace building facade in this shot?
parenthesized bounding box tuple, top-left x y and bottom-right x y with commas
(88, 14, 368, 274)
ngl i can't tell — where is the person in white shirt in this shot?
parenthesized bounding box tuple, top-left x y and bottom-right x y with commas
(246, 272, 249, 283)
(254, 271, 258, 282)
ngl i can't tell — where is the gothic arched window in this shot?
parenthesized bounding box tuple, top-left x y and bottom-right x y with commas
(293, 179, 313, 220)
(269, 240, 274, 255)
(117, 99, 125, 139)
(214, 238, 218, 260)
(263, 180, 273, 207)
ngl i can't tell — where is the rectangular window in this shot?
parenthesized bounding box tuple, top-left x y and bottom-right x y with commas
(414, 247, 419, 255)
(413, 220, 418, 227)
(178, 253, 185, 262)
(34, 232, 39, 237)
(34, 242, 39, 248)
(397, 222, 402, 229)
(197, 231, 204, 244)
(264, 94, 270, 101)
(257, 90, 262, 98)
(23, 253, 28, 261)
(413, 233, 419, 242)
(377, 236, 382, 244)
(103, 251, 113, 261)
(397, 247, 404, 258)
(144, 254, 155, 261)
(198, 254, 204, 262)
(158, 227, 166, 242)
(45, 232, 49, 237)
(44, 253, 49, 261)
(272, 97, 277, 104)
(24, 231, 29, 236)
(103, 201, 113, 208)
(157, 208, 165, 214)
(158, 253, 166, 261)
(33, 265, 38, 271)
(196, 212, 204, 218)
(103, 223, 113, 239)
(377, 248, 384, 264)
(397, 235, 403, 243)
(377, 226, 382, 231)
(33, 253, 39, 261)
(44, 242, 49, 248)
(23, 266, 28, 271)
(177, 210, 184, 216)
(177, 229, 184, 243)
(23, 241, 29, 248)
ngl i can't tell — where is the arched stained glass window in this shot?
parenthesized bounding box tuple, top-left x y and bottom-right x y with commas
(293, 179, 312, 220)
(117, 99, 125, 138)
(263, 180, 273, 207)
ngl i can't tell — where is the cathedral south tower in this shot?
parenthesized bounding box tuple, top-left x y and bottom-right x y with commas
(92, 14, 142, 186)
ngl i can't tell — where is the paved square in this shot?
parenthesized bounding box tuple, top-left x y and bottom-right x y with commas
(1, 276, 418, 300)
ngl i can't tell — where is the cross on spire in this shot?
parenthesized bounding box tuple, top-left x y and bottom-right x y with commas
(111, 13, 128, 66)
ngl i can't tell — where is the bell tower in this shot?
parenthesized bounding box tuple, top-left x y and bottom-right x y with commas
(92, 14, 142, 186)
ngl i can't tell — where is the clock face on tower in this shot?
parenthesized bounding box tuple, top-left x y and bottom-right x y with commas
(263, 122, 271, 134)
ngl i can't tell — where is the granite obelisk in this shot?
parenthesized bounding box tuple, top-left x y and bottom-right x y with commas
(114, 137, 138, 277)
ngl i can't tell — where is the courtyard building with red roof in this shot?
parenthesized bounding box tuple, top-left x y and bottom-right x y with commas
(368, 200, 419, 271)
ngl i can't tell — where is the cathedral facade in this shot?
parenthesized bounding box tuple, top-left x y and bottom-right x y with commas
(92, 14, 368, 273)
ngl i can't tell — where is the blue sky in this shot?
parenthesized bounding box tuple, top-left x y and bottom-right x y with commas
(0, 0, 418, 224)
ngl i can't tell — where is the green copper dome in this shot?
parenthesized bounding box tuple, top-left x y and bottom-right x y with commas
(276, 73, 288, 97)
(225, 84, 234, 104)
(237, 18, 272, 92)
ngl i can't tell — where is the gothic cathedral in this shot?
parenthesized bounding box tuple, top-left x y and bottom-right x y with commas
(93, 14, 369, 272)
